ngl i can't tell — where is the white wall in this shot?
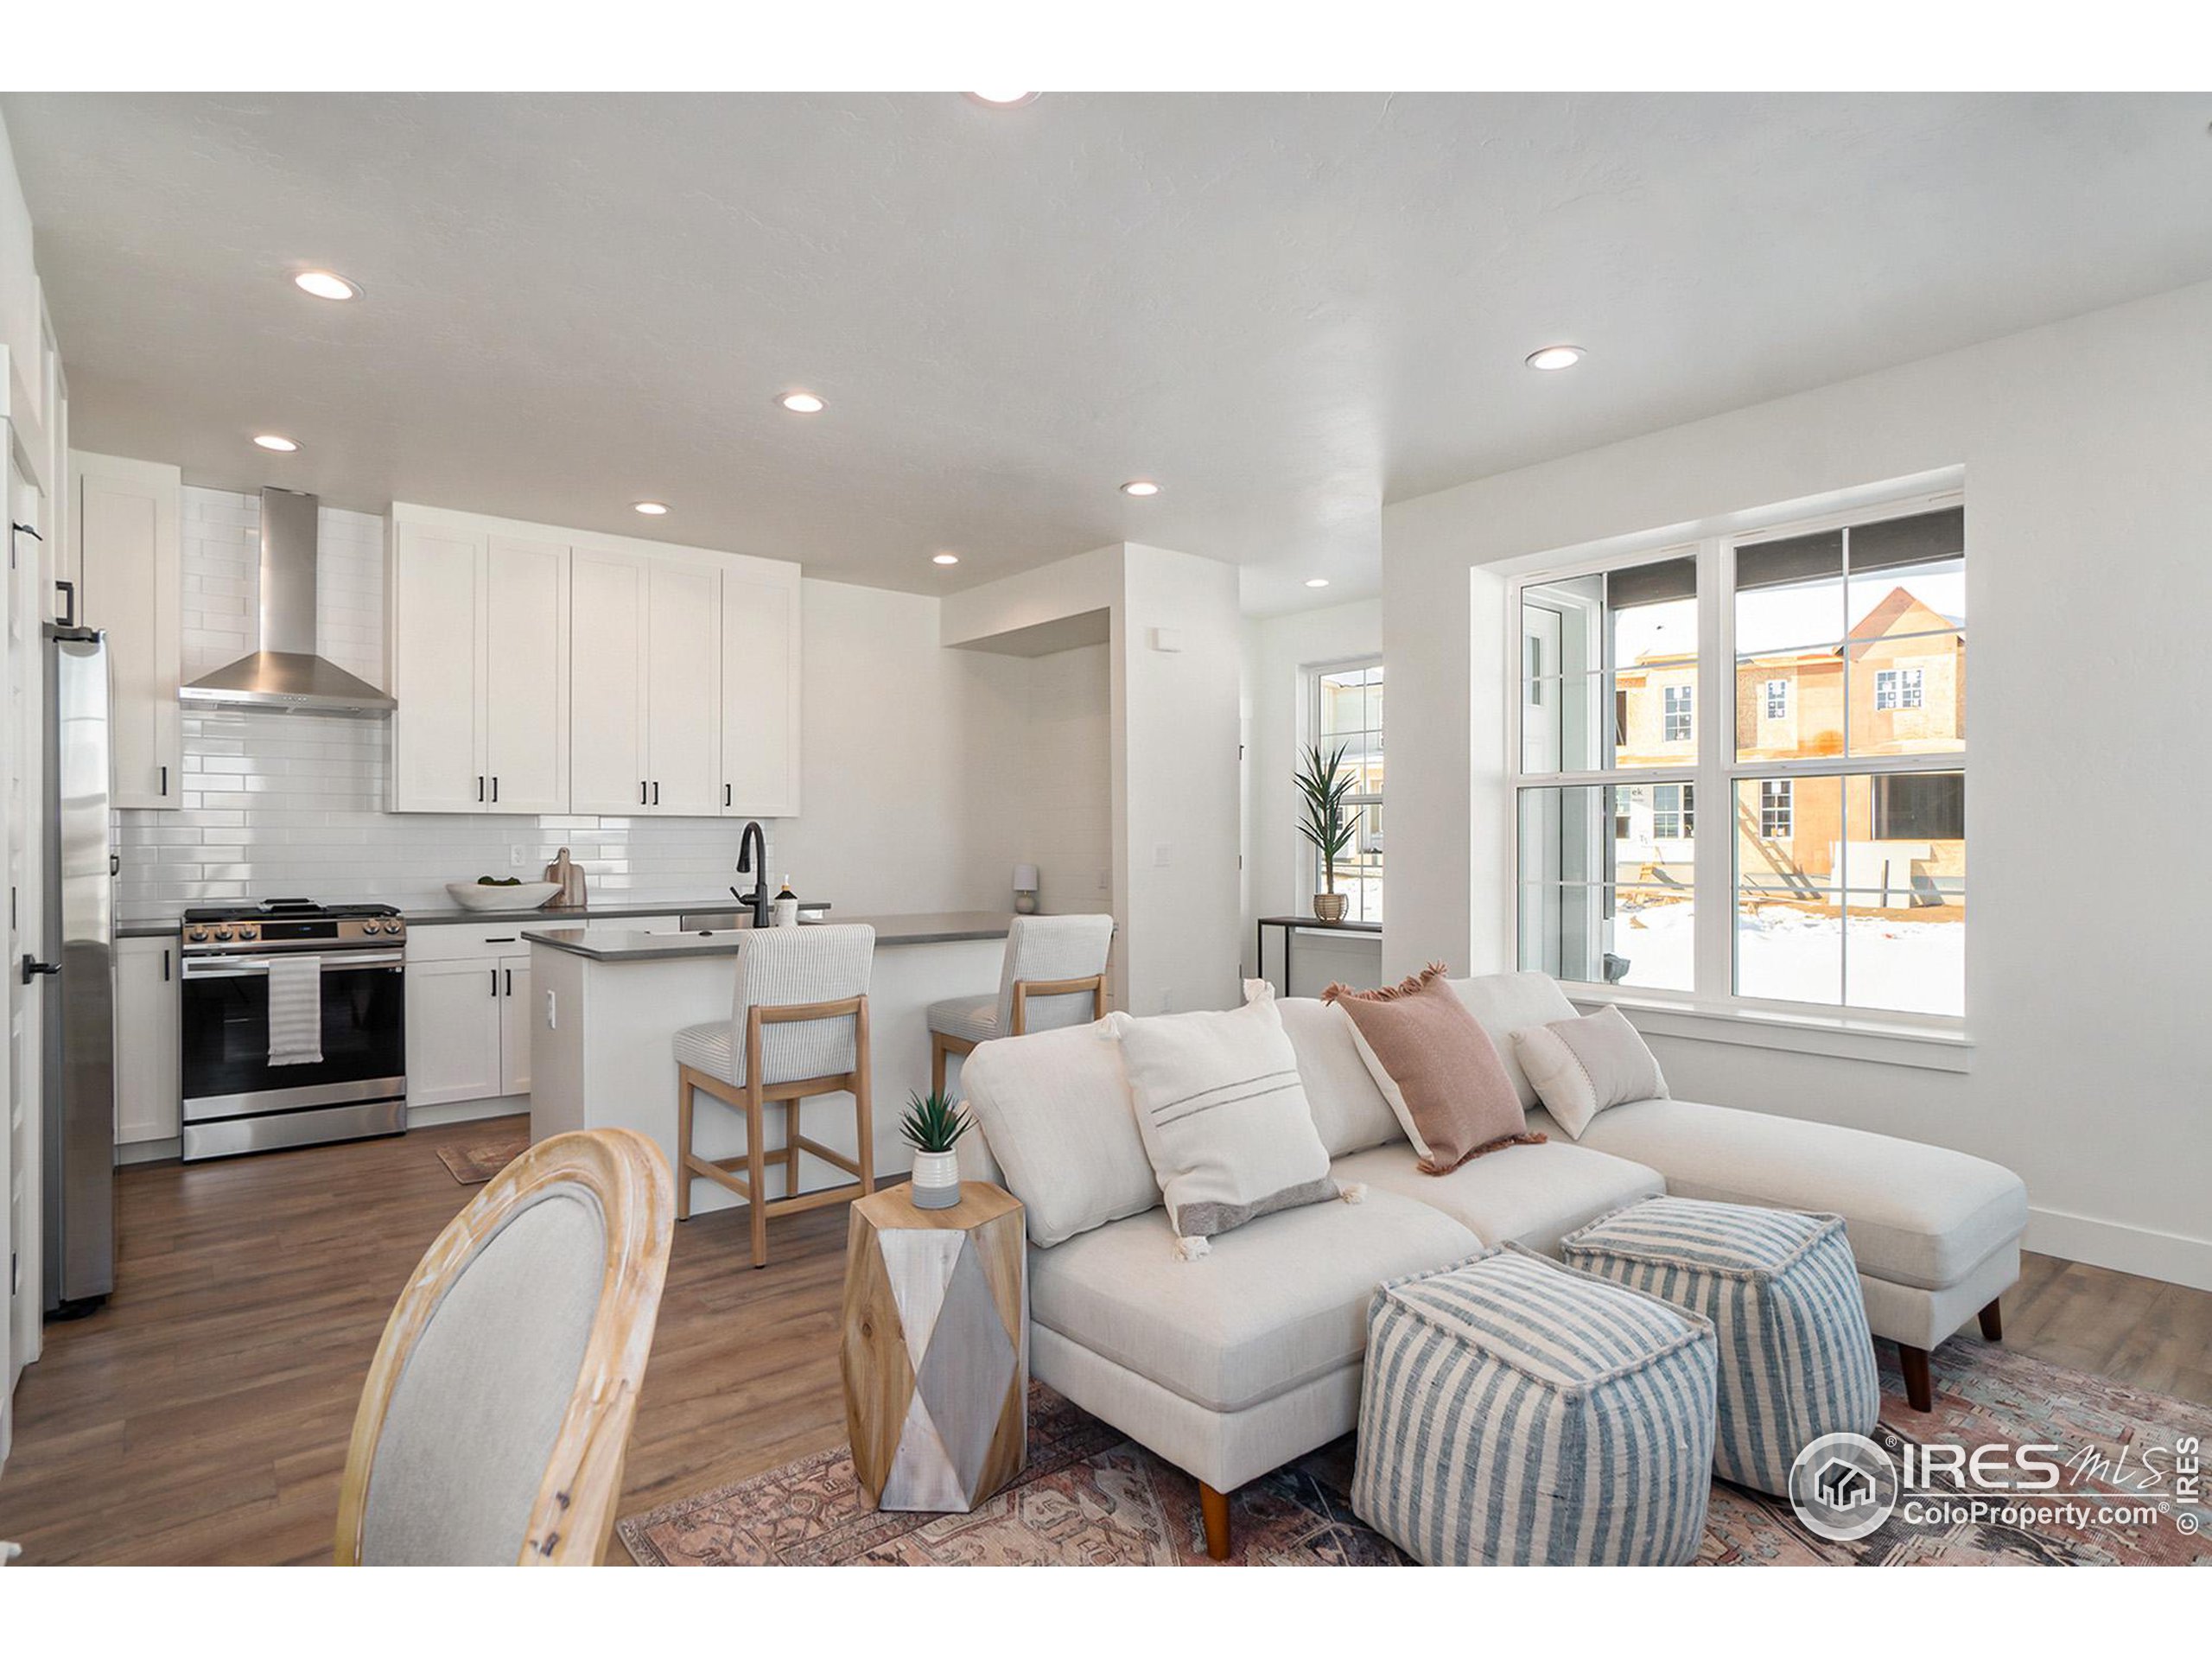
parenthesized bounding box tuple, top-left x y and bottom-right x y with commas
(1018, 642, 1113, 917)
(1382, 279, 2212, 1289)
(1241, 598, 1385, 996)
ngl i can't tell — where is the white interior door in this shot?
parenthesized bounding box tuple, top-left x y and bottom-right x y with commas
(482, 537, 569, 814)
(569, 549, 649, 815)
(645, 562, 721, 816)
(720, 569, 798, 817)
(390, 522, 487, 812)
(3, 451, 47, 1457)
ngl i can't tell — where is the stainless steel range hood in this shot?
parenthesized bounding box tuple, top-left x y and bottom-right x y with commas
(181, 487, 395, 716)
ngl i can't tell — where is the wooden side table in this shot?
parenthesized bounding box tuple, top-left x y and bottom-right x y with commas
(840, 1181, 1027, 1513)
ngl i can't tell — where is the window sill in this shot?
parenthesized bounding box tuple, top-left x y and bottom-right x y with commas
(1562, 987, 1973, 1074)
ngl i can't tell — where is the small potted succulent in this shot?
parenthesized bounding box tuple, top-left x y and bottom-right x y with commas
(899, 1089, 973, 1210)
(1295, 741, 1357, 922)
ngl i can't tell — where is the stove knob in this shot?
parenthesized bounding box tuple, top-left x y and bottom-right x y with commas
(187, 927, 208, 943)
(383, 920, 402, 935)
(213, 927, 234, 941)
(238, 925, 257, 941)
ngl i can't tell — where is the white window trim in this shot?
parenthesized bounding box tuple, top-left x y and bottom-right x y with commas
(1305, 654, 1385, 924)
(1502, 480, 1967, 1055)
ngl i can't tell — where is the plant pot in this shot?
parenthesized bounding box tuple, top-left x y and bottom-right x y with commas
(910, 1148, 963, 1209)
(1313, 892, 1349, 923)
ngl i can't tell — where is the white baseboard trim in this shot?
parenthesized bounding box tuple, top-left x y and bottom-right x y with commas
(407, 1096, 530, 1129)
(2025, 1205, 2212, 1294)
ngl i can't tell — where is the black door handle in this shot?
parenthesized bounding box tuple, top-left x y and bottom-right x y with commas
(21, 955, 60, 984)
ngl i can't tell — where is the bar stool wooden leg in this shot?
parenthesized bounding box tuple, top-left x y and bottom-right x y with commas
(783, 1100, 801, 1198)
(744, 1009, 770, 1270)
(855, 998, 875, 1196)
(675, 1069, 694, 1222)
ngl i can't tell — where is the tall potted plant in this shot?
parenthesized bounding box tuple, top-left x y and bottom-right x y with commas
(1294, 741, 1357, 922)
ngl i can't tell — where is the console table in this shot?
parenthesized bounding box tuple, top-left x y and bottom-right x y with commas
(1255, 913, 1382, 995)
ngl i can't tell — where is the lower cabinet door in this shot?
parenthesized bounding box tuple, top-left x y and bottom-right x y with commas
(499, 953, 533, 1096)
(115, 938, 182, 1145)
(405, 957, 506, 1106)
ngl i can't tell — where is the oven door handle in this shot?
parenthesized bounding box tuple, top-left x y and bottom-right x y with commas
(181, 952, 406, 977)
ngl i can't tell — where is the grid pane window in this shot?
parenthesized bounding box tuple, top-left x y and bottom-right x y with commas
(1516, 498, 1965, 1020)
(1313, 660, 1384, 924)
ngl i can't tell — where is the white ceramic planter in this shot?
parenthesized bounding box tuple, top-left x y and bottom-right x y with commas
(910, 1148, 962, 1209)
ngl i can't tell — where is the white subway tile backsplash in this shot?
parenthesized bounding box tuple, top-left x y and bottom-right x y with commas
(122, 486, 772, 919)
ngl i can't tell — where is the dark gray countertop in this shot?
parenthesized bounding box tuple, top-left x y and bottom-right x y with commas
(524, 910, 1017, 962)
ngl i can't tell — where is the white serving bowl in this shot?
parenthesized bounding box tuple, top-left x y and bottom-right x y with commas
(443, 880, 563, 912)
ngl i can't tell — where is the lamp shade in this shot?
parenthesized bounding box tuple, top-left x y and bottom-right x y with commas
(1014, 864, 1040, 892)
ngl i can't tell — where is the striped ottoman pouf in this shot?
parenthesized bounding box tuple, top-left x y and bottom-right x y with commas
(1351, 1245, 1717, 1566)
(1560, 1196, 1879, 1497)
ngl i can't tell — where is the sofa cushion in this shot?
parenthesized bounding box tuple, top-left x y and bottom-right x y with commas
(1113, 988, 1338, 1243)
(1565, 1096, 2028, 1291)
(1448, 972, 1580, 1109)
(1028, 1191, 1479, 1414)
(1515, 1005, 1669, 1138)
(1326, 965, 1539, 1173)
(1274, 995, 1403, 1158)
(1332, 1139, 1662, 1255)
(960, 1020, 1160, 1249)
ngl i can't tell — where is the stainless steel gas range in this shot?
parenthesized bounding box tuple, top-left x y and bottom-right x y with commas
(178, 899, 409, 1160)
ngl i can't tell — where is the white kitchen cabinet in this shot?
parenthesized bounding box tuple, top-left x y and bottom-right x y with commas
(498, 953, 533, 1096)
(113, 936, 181, 1145)
(404, 957, 506, 1107)
(720, 563, 801, 817)
(72, 454, 181, 810)
(389, 517, 569, 814)
(645, 560, 721, 814)
(569, 548, 650, 814)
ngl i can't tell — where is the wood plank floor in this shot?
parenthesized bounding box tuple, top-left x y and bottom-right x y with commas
(1, 1114, 2206, 1564)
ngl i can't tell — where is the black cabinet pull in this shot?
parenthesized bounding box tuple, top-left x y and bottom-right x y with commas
(505, 968, 513, 997)
(639, 780, 647, 805)
(163, 949, 171, 982)
(725, 783, 732, 808)
(478, 775, 486, 803)
(161, 764, 168, 797)
(652, 780, 660, 806)
(491, 967, 499, 997)
(491, 775, 499, 804)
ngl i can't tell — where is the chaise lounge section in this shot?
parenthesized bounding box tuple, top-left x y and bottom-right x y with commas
(958, 969, 2029, 1559)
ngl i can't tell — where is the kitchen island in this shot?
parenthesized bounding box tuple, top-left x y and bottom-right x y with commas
(524, 912, 1014, 1215)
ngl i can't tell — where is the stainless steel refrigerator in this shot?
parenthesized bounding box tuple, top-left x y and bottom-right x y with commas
(39, 623, 115, 1315)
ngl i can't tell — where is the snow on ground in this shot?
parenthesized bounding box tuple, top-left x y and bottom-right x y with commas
(1612, 897, 1962, 1016)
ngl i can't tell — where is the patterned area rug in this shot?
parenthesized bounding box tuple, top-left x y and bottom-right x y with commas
(619, 1342, 2209, 1566)
(434, 1131, 529, 1185)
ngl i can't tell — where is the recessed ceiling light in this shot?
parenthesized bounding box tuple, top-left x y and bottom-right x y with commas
(932, 552, 961, 566)
(1525, 344, 1586, 372)
(292, 270, 361, 302)
(1119, 480, 1162, 498)
(1305, 577, 1331, 588)
(965, 92, 1039, 108)
(253, 434, 299, 452)
(777, 391, 826, 414)
(632, 501, 670, 516)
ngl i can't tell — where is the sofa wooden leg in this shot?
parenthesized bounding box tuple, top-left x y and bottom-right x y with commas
(1897, 1343, 1934, 1412)
(1198, 1482, 1232, 1560)
(1977, 1298, 2003, 1343)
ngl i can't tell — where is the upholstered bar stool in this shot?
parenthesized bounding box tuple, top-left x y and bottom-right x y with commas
(672, 924, 877, 1269)
(927, 913, 1116, 1095)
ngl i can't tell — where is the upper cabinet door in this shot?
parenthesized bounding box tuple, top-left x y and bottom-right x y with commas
(73, 454, 181, 810)
(644, 561, 722, 816)
(482, 537, 569, 814)
(390, 521, 487, 812)
(721, 566, 801, 817)
(569, 548, 651, 815)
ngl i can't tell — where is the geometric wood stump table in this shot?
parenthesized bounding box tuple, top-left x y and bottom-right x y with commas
(840, 1181, 1027, 1513)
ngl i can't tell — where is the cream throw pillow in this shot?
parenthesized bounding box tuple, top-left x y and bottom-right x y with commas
(1514, 1005, 1669, 1140)
(1109, 983, 1347, 1258)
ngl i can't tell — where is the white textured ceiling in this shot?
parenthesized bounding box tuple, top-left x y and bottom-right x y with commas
(7, 92, 2209, 615)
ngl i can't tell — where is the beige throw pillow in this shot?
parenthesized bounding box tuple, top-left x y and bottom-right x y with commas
(1110, 984, 1344, 1257)
(1513, 1005, 1669, 1140)
(1323, 964, 1543, 1174)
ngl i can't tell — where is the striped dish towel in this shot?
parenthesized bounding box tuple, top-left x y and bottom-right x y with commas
(265, 955, 325, 1066)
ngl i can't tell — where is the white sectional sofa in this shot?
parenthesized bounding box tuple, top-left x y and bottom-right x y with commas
(959, 969, 2028, 1560)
